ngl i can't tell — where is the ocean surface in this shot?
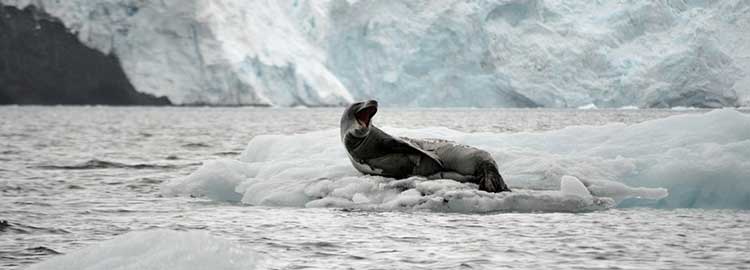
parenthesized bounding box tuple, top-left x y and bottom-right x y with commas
(1, 106, 748, 269)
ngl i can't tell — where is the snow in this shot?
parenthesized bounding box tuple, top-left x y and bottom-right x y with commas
(27, 230, 261, 270)
(2, 0, 748, 107)
(162, 109, 750, 210)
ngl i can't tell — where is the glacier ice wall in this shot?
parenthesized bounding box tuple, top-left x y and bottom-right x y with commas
(328, 0, 749, 107)
(3, 0, 748, 107)
(1, 0, 354, 106)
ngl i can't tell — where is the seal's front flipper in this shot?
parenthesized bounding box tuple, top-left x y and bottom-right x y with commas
(383, 136, 444, 168)
(477, 162, 511, 192)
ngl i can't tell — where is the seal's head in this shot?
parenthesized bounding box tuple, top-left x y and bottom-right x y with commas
(340, 100, 378, 140)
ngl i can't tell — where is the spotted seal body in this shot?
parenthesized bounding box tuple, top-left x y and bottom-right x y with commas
(340, 100, 510, 192)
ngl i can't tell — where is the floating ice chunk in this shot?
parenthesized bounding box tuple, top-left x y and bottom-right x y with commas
(561, 176, 591, 198)
(671, 106, 699, 111)
(582, 179, 668, 204)
(165, 158, 613, 212)
(577, 104, 599, 110)
(27, 230, 261, 270)
(162, 109, 750, 210)
(161, 159, 252, 202)
(352, 193, 371, 204)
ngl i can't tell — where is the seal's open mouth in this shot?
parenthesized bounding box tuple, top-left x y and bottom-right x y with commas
(355, 104, 377, 128)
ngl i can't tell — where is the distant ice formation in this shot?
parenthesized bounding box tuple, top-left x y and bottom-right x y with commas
(27, 230, 261, 270)
(1, 0, 748, 107)
(162, 109, 750, 210)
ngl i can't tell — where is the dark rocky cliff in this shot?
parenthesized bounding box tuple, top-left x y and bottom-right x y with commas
(0, 5, 170, 105)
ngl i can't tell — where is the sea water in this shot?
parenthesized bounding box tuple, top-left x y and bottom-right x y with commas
(1, 106, 748, 269)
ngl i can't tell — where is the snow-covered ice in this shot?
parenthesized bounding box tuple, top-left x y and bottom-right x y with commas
(26, 230, 261, 270)
(162, 109, 750, 210)
(2, 0, 748, 107)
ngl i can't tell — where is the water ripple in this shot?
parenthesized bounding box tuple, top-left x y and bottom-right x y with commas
(32, 159, 194, 170)
(1, 107, 748, 269)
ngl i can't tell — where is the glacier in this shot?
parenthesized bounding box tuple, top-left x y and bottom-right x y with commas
(161, 109, 750, 210)
(3, 0, 748, 107)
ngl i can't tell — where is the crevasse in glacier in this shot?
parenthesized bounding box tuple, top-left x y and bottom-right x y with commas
(3, 0, 748, 107)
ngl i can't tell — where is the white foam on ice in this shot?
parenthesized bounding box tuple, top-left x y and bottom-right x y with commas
(162, 109, 750, 210)
(27, 229, 261, 270)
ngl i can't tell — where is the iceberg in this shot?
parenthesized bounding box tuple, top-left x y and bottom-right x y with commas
(2, 0, 748, 107)
(162, 109, 750, 210)
(27, 230, 261, 270)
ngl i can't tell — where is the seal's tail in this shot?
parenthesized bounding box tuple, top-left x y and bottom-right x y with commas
(477, 162, 511, 193)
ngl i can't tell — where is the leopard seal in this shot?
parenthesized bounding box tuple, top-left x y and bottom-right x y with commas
(340, 100, 511, 192)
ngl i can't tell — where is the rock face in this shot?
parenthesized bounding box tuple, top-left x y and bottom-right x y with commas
(0, 5, 170, 105)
